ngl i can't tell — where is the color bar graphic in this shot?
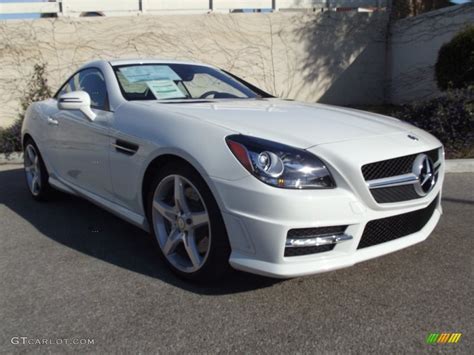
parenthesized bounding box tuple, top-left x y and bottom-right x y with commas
(426, 333, 462, 344)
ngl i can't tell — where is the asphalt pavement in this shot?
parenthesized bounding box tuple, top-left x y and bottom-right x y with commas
(0, 164, 472, 354)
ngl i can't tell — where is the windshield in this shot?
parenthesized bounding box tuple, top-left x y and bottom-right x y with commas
(113, 64, 259, 101)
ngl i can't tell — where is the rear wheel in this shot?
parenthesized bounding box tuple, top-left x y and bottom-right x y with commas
(24, 139, 52, 201)
(148, 163, 231, 282)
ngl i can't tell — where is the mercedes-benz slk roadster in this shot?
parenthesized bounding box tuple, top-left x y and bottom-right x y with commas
(22, 59, 444, 281)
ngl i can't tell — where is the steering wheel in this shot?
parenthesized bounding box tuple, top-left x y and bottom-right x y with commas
(199, 91, 220, 99)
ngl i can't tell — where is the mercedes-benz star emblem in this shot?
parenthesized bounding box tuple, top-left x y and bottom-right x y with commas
(408, 134, 419, 141)
(412, 154, 436, 196)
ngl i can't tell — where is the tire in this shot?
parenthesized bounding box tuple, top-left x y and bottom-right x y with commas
(23, 138, 52, 201)
(147, 162, 231, 282)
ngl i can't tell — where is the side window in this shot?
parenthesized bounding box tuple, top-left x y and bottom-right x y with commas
(56, 68, 109, 111)
(74, 69, 108, 110)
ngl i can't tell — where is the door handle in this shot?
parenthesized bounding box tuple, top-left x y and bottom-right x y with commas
(47, 117, 59, 126)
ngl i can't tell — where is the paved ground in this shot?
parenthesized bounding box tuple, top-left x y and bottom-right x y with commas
(0, 165, 472, 354)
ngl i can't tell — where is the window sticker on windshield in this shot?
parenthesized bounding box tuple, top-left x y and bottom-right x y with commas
(119, 66, 181, 83)
(146, 80, 186, 100)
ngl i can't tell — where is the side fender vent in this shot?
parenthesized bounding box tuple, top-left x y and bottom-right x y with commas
(113, 139, 139, 156)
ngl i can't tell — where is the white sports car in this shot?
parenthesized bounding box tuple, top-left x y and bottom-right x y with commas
(22, 59, 444, 281)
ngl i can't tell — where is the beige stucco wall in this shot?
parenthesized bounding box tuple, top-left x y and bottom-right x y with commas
(0, 12, 388, 128)
(388, 4, 474, 104)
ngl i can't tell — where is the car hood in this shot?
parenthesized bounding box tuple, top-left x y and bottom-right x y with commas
(141, 99, 415, 148)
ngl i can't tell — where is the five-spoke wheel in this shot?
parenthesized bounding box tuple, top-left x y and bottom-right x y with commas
(153, 175, 211, 273)
(24, 139, 51, 200)
(148, 163, 230, 281)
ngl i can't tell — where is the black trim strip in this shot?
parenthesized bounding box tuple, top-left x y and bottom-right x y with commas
(59, 98, 82, 103)
(114, 139, 139, 156)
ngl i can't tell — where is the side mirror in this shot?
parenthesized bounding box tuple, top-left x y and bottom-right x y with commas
(58, 91, 96, 121)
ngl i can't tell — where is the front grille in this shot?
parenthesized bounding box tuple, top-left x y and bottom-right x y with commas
(371, 185, 420, 203)
(285, 225, 347, 257)
(362, 148, 441, 203)
(357, 195, 438, 249)
(362, 148, 440, 181)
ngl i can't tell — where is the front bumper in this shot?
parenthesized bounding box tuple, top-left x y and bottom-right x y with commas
(212, 155, 444, 278)
(228, 209, 440, 278)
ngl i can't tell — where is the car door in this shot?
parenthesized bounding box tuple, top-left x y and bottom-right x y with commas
(49, 68, 114, 201)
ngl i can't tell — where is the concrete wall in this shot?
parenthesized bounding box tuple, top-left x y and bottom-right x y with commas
(1, 5, 472, 128)
(0, 12, 388, 127)
(388, 4, 474, 104)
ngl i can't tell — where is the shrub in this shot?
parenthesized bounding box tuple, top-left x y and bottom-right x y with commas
(0, 119, 23, 154)
(393, 87, 474, 159)
(0, 64, 52, 155)
(18, 63, 52, 115)
(435, 25, 474, 91)
(391, 0, 452, 20)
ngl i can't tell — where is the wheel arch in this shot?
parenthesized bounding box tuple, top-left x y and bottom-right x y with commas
(22, 131, 56, 179)
(22, 132, 34, 147)
(140, 152, 225, 223)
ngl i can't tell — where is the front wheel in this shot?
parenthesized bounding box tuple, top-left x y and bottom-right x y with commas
(148, 163, 231, 282)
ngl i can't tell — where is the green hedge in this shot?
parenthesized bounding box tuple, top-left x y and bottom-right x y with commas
(435, 25, 474, 91)
(0, 120, 22, 155)
(0, 64, 51, 156)
(393, 87, 474, 159)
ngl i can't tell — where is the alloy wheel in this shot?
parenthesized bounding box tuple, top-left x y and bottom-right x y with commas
(24, 144, 42, 196)
(152, 175, 211, 273)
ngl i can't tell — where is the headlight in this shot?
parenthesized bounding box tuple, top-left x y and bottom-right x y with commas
(226, 135, 336, 189)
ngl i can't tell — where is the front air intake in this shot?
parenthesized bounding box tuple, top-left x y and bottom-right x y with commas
(357, 195, 439, 249)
